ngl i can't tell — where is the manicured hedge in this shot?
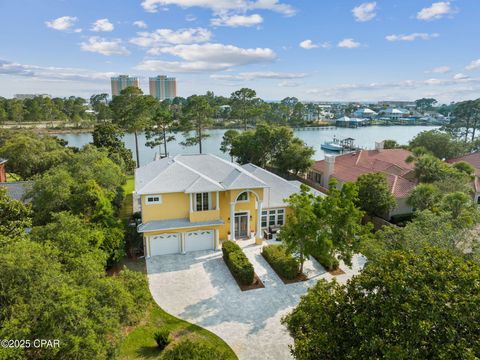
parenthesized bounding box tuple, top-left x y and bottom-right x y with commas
(312, 251, 339, 271)
(222, 241, 254, 285)
(261, 245, 299, 280)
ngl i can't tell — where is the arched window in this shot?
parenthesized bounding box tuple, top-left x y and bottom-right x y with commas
(237, 192, 249, 202)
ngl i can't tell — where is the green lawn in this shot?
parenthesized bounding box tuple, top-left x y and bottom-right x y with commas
(117, 259, 237, 360)
(119, 175, 134, 221)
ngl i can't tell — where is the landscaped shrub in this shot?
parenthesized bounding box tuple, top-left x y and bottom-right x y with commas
(221, 240, 241, 259)
(222, 241, 254, 285)
(261, 245, 299, 279)
(163, 339, 228, 360)
(153, 329, 170, 350)
(312, 251, 339, 271)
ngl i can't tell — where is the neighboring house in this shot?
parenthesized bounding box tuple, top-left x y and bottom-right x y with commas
(353, 108, 377, 119)
(135, 154, 322, 257)
(0, 181, 33, 203)
(0, 158, 6, 183)
(448, 152, 480, 203)
(379, 108, 406, 120)
(308, 142, 416, 217)
(335, 116, 367, 128)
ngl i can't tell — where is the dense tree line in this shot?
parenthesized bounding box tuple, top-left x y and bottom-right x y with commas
(0, 96, 92, 123)
(0, 130, 151, 359)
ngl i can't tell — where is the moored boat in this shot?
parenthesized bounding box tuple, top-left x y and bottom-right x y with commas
(321, 141, 343, 151)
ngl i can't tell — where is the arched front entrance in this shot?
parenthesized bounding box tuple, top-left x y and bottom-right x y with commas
(229, 189, 263, 242)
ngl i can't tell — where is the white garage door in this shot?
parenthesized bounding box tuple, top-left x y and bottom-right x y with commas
(150, 233, 180, 256)
(185, 230, 214, 252)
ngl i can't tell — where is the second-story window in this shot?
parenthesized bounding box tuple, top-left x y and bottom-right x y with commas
(146, 195, 162, 205)
(195, 192, 210, 211)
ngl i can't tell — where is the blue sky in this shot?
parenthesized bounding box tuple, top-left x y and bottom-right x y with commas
(0, 0, 479, 102)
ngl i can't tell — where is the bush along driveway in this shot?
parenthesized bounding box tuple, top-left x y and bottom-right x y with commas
(146, 239, 366, 360)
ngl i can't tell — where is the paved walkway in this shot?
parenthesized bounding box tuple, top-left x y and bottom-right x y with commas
(147, 240, 365, 360)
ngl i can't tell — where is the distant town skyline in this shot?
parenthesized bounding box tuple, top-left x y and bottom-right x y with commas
(0, 1, 479, 102)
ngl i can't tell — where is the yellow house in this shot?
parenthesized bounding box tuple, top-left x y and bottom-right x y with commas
(135, 154, 319, 257)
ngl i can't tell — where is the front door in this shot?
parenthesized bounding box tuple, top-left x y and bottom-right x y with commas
(234, 212, 249, 239)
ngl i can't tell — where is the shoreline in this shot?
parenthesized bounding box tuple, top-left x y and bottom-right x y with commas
(1, 122, 441, 135)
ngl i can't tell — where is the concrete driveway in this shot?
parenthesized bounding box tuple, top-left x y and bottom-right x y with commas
(147, 240, 365, 360)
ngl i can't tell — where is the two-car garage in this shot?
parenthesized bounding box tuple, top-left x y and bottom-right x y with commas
(148, 230, 216, 257)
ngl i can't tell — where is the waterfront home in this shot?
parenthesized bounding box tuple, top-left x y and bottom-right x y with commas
(134, 154, 322, 257)
(353, 108, 377, 119)
(308, 142, 416, 218)
(379, 108, 408, 120)
(448, 152, 480, 204)
(335, 116, 367, 128)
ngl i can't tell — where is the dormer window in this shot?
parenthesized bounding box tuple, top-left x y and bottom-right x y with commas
(195, 192, 211, 211)
(146, 195, 162, 205)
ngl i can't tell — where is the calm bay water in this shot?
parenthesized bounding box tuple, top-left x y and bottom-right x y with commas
(57, 125, 439, 166)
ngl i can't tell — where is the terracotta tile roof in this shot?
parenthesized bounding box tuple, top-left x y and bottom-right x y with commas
(448, 152, 480, 168)
(448, 152, 480, 192)
(312, 149, 416, 198)
(448, 152, 480, 177)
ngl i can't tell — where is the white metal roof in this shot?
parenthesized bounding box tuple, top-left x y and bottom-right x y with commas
(241, 163, 324, 208)
(354, 108, 377, 114)
(135, 154, 267, 195)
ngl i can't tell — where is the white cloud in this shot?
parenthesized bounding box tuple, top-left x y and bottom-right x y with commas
(80, 37, 130, 56)
(45, 16, 78, 31)
(299, 40, 318, 49)
(306, 75, 480, 100)
(417, 2, 455, 21)
(211, 71, 306, 81)
(133, 20, 148, 28)
(185, 14, 197, 22)
(337, 38, 361, 48)
(211, 14, 263, 27)
(466, 59, 480, 71)
(299, 40, 330, 49)
(385, 32, 439, 41)
(352, 2, 377, 22)
(0, 58, 115, 82)
(140, 0, 296, 16)
(428, 66, 450, 73)
(91, 18, 114, 32)
(136, 43, 276, 72)
(453, 73, 469, 80)
(278, 80, 300, 87)
(130, 28, 211, 47)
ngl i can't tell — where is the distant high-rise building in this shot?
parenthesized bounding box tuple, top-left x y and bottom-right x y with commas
(149, 75, 177, 100)
(111, 75, 140, 97)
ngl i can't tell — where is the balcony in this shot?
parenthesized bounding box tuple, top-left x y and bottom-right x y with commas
(189, 209, 221, 223)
